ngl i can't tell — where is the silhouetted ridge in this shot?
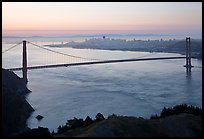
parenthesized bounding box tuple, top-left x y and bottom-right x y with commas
(150, 104, 202, 119)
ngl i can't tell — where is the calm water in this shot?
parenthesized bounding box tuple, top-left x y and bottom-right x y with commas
(2, 37, 202, 132)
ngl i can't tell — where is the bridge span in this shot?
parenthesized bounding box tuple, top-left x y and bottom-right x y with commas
(3, 37, 193, 82)
(7, 56, 186, 71)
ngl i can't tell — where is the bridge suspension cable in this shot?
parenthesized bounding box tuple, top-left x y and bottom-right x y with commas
(2, 41, 23, 54)
(27, 41, 103, 61)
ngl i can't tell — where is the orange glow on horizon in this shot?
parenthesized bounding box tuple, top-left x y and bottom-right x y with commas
(2, 2, 202, 38)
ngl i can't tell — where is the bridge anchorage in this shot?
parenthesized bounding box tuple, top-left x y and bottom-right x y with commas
(184, 37, 194, 72)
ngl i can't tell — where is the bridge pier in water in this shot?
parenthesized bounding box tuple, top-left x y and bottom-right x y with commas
(22, 40, 28, 83)
(184, 37, 194, 72)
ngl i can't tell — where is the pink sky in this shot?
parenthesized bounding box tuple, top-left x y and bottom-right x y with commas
(2, 2, 202, 38)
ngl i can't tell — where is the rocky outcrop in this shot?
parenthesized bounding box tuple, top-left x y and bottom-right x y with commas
(36, 115, 44, 120)
(2, 69, 34, 136)
(2, 68, 31, 96)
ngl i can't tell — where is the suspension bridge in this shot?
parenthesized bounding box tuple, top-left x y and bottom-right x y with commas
(2, 37, 193, 83)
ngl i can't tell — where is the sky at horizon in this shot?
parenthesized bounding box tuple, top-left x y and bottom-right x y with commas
(2, 2, 202, 38)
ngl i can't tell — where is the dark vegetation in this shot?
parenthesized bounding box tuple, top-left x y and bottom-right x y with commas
(54, 113, 105, 135)
(51, 104, 201, 137)
(150, 104, 202, 119)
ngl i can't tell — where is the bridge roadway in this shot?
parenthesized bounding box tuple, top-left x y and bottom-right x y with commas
(7, 56, 186, 71)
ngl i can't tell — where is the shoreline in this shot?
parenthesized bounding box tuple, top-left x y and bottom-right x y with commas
(45, 38, 202, 60)
(45, 45, 202, 60)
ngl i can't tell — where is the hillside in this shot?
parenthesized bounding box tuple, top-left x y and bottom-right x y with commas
(53, 113, 201, 137)
(53, 104, 202, 137)
(2, 69, 34, 136)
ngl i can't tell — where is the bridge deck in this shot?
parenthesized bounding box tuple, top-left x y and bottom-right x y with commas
(7, 56, 186, 71)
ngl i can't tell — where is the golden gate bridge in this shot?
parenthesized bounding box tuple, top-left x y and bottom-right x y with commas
(2, 37, 193, 83)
